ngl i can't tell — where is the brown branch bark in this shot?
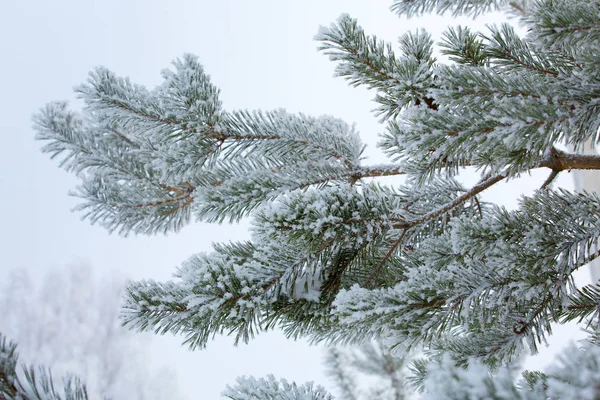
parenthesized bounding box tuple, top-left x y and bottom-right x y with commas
(298, 164, 407, 189)
(541, 169, 560, 189)
(540, 147, 600, 171)
(0, 368, 18, 399)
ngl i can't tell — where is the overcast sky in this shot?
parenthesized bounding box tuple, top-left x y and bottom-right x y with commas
(0, 1, 593, 398)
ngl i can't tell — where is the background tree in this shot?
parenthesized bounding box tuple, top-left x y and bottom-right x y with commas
(31, 0, 600, 397)
(0, 265, 183, 400)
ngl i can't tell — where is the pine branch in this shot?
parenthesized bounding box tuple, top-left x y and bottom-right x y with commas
(0, 335, 18, 399)
(539, 169, 559, 189)
(560, 282, 600, 324)
(482, 24, 560, 76)
(401, 171, 507, 229)
(440, 26, 488, 66)
(527, 0, 600, 49)
(390, 0, 509, 18)
(222, 375, 334, 400)
(0, 333, 92, 400)
(316, 15, 437, 119)
(358, 150, 600, 233)
(34, 2, 600, 397)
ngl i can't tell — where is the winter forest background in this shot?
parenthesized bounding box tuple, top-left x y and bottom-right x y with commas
(0, 0, 596, 398)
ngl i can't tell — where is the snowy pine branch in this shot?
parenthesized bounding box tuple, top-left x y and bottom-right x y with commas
(439, 26, 489, 66)
(559, 282, 600, 324)
(222, 375, 334, 400)
(390, 0, 510, 18)
(34, 0, 600, 398)
(316, 15, 436, 120)
(524, 0, 600, 49)
(0, 333, 92, 400)
(410, 344, 600, 399)
(331, 188, 600, 362)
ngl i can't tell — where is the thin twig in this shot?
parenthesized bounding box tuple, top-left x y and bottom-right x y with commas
(366, 229, 408, 286)
(400, 171, 509, 229)
(509, 1, 526, 14)
(540, 169, 560, 189)
(473, 196, 483, 219)
(160, 197, 194, 216)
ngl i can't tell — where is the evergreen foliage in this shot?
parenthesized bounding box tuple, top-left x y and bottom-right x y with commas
(222, 375, 333, 400)
(0, 333, 92, 400)
(32, 0, 600, 397)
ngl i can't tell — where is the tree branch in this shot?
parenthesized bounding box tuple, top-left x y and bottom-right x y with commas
(336, 38, 438, 111)
(540, 169, 560, 189)
(540, 147, 600, 171)
(409, 148, 600, 226)
(399, 171, 508, 229)
(316, 149, 600, 236)
(0, 369, 18, 399)
(404, 148, 600, 228)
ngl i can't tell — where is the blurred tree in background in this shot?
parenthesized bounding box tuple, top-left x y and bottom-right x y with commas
(0, 266, 182, 400)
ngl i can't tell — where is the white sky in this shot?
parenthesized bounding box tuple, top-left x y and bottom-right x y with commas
(0, 0, 593, 398)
